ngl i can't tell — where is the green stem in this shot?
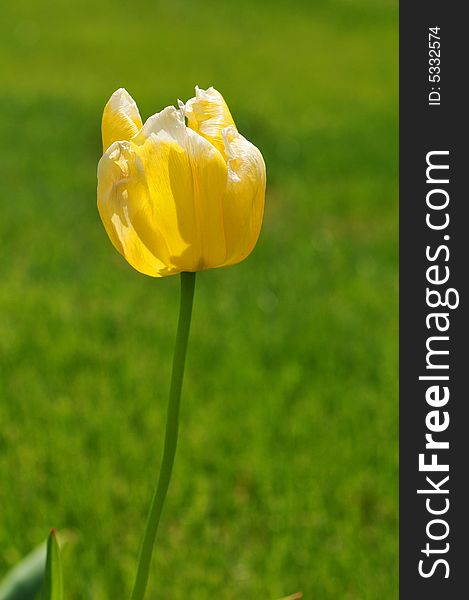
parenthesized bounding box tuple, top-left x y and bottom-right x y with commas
(130, 271, 196, 600)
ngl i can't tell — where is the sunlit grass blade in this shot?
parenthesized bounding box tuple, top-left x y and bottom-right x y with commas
(0, 540, 47, 600)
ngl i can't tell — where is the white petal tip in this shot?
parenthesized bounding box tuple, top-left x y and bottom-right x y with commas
(177, 98, 186, 117)
(194, 85, 217, 98)
(105, 89, 139, 116)
(110, 87, 130, 99)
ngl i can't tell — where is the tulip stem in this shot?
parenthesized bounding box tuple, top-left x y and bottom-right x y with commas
(130, 271, 196, 600)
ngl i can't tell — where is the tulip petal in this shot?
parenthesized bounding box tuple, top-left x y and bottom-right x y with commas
(185, 87, 236, 156)
(102, 88, 143, 152)
(97, 141, 178, 277)
(132, 106, 229, 270)
(221, 126, 266, 265)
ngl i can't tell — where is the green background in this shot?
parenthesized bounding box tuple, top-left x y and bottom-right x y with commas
(0, 0, 398, 598)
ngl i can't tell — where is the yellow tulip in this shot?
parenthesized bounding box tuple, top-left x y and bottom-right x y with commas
(97, 86, 266, 277)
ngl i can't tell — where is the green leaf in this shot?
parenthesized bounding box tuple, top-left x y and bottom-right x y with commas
(38, 531, 63, 600)
(0, 542, 46, 600)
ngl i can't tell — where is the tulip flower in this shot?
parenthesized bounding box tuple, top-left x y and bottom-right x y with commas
(97, 87, 266, 600)
(97, 86, 266, 277)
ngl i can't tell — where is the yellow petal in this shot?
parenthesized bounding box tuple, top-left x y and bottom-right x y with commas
(185, 86, 236, 156)
(101, 88, 143, 153)
(97, 141, 177, 277)
(221, 126, 266, 266)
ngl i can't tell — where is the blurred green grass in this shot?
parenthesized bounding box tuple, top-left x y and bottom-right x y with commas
(0, 0, 398, 598)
